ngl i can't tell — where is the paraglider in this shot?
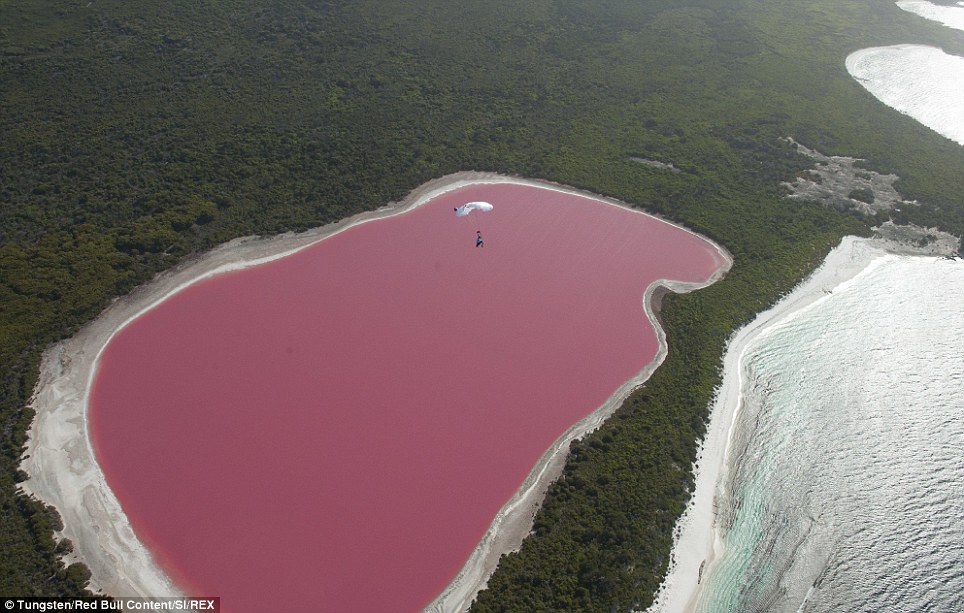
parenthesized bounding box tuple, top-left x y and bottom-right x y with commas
(453, 201, 494, 217)
(454, 201, 493, 248)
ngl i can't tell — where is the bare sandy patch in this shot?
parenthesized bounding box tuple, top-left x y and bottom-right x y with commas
(781, 137, 917, 214)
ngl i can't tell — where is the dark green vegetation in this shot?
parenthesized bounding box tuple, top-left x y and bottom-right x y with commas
(849, 187, 876, 204)
(2, 0, 962, 606)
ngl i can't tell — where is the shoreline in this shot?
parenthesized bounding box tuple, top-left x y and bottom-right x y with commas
(19, 171, 731, 607)
(426, 275, 730, 613)
(845, 44, 964, 147)
(644, 229, 960, 613)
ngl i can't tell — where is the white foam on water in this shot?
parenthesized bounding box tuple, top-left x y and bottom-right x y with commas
(846, 45, 964, 146)
(697, 255, 964, 612)
(896, 0, 964, 32)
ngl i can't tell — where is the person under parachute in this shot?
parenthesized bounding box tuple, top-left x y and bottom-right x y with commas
(454, 201, 493, 247)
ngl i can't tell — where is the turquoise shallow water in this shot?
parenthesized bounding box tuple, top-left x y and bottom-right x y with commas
(697, 255, 964, 612)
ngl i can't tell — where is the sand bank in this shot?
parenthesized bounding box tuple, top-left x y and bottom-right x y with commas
(20, 171, 731, 608)
(645, 227, 960, 613)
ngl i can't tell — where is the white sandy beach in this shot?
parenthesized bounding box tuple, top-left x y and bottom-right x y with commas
(644, 227, 960, 613)
(19, 171, 730, 611)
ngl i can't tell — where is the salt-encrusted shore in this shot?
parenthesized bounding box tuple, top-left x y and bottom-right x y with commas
(645, 227, 960, 613)
(19, 171, 731, 608)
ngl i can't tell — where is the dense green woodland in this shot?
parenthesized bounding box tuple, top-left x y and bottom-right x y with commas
(2, 0, 962, 607)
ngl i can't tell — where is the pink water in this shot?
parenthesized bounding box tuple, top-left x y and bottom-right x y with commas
(89, 182, 725, 612)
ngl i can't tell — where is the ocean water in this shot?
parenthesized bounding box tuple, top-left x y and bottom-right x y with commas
(897, 0, 964, 32)
(845, 0, 964, 146)
(696, 255, 964, 612)
(846, 45, 964, 146)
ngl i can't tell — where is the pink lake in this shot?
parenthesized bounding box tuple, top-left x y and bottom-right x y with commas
(89, 182, 726, 612)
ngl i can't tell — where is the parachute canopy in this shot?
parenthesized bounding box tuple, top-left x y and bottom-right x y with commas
(454, 201, 494, 217)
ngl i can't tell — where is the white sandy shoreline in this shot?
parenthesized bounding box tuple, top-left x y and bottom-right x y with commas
(19, 171, 731, 610)
(644, 229, 960, 613)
